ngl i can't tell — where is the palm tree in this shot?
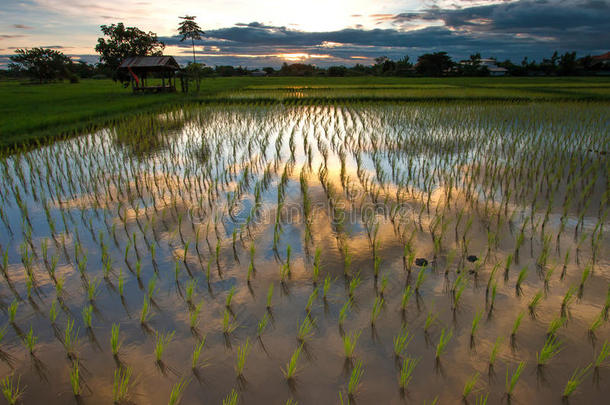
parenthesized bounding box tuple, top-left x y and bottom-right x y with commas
(178, 16, 205, 64)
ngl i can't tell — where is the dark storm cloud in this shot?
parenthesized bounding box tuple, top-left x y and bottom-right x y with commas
(391, 0, 609, 48)
(158, 0, 608, 64)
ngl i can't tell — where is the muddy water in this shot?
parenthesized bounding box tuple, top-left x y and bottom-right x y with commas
(0, 103, 608, 404)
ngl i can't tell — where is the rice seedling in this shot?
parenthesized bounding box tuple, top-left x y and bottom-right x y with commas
(393, 327, 413, 358)
(398, 356, 419, 392)
(414, 269, 427, 293)
(297, 316, 315, 342)
(474, 393, 488, 405)
(511, 311, 525, 339)
(370, 296, 384, 326)
(424, 311, 438, 333)
(537, 335, 563, 366)
(588, 313, 604, 337)
(305, 288, 318, 313)
(8, 300, 18, 324)
(118, 269, 125, 297)
(1, 374, 25, 405)
(323, 275, 332, 300)
(547, 316, 566, 336)
(112, 366, 132, 404)
(334, 297, 349, 325)
(266, 283, 274, 309)
(168, 377, 189, 405)
(225, 286, 236, 309)
(257, 312, 269, 337)
(489, 337, 503, 369)
(63, 318, 80, 358)
(562, 364, 591, 399)
(223, 389, 239, 405)
(110, 323, 121, 357)
(87, 277, 101, 302)
(82, 304, 93, 329)
(470, 310, 483, 339)
(515, 267, 528, 294)
(222, 309, 237, 334)
(488, 280, 498, 313)
(282, 345, 303, 380)
(147, 276, 157, 300)
(235, 338, 251, 377)
(435, 328, 453, 360)
(140, 298, 151, 325)
(348, 273, 361, 298)
(505, 361, 525, 399)
(528, 290, 544, 316)
(192, 336, 206, 369)
(312, 247, 321, 285)
(185, 279, 196, 303)
(462, 372, 480, 400)
(154, 330, 175, 364)
(561, 285, 577, 316)
(23, 326, 37, 355)
(347, 359, 364, 398)
(401, 285, 413, 311)
(343, 330, 361, 359)
(70, 361, 80, 398)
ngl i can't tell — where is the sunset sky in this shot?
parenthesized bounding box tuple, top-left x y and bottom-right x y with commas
(0, 0, 608, 68)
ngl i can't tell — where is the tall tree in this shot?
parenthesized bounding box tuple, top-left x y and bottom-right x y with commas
(9, 48, 73, 83)
(415, 52, 454, 76)
(178, 16, 205, 64)
(95, 23, 165, 74)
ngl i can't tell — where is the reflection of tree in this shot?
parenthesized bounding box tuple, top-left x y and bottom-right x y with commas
(111, 114, 185, 158)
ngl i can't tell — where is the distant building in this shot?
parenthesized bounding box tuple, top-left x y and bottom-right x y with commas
(479, 59, 508, 76)
(458, 57, 508, 76)
(591, 52, 610, 68)
(251, 70, 267, 77)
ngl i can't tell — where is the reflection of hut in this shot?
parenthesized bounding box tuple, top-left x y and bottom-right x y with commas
(118, 56, 180, 93)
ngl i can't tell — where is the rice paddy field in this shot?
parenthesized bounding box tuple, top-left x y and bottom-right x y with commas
(0, 98, 609, 404)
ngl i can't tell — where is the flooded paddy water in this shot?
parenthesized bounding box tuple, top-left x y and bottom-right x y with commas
(0, 102, 608, 404)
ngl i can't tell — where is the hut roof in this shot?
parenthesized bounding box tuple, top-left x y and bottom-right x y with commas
(118, 56, 180, 70)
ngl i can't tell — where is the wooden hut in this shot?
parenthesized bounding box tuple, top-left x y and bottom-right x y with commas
(118, 56, 180, 93)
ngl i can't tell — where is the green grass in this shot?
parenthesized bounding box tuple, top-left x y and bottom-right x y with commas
(1, 76, 609, 149)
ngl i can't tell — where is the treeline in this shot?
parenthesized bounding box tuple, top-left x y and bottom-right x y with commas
(265, 52, 609, 77)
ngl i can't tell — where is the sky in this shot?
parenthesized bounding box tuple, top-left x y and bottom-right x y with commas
(0, 0, 608, 68)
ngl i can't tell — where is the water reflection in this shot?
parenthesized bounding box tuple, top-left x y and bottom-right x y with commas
(0, 103, 607, 404)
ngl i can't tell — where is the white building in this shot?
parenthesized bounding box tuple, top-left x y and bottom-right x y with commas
(479, 58, 508, 76)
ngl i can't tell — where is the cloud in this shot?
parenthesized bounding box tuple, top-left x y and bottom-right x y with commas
(2, 0, 608, 68)
(161, 0, 610, 66)
(13, 24, 33, 29)
(0, 35, 26, 40)
(387, 0, 610, 48)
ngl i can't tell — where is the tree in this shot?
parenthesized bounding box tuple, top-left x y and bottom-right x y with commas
(558, 52, 577, 76)
(395, 55, 413, 74)
(415, 52, 454, 76)
(262, 67, 275, 75)
(178, 16, 205, 64)
(8, 48, 73, 83)
(327, 66, 347, 77)
(95, 23, 165, 74)
(460, 53, 487, 76)
(540, 51, 559, 75)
